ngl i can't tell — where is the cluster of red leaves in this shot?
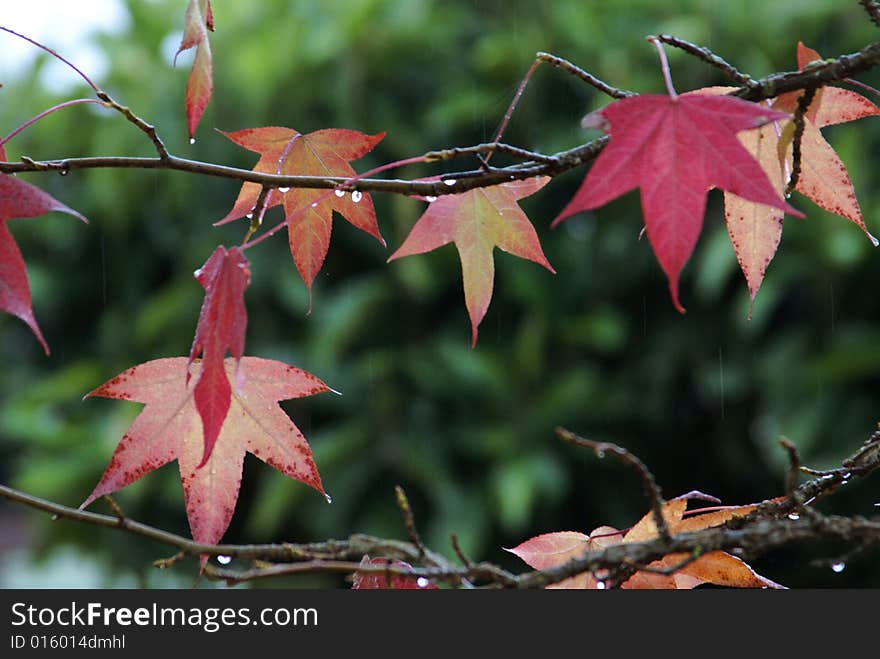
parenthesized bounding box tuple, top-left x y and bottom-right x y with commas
(507, 494, 785, 589)
(554, 43, 877, 312)
(2, 28, 877, 557)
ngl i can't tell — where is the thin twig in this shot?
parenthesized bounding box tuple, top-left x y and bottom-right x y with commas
(654, 34, 757, 87)
(785, 86, 818, 195)
(451, 534, 474, 569)
(0, 99, 106, 150)
(536, 52, 635, 99)
(862, 0, 880, 28)
(394, 485, 427, 560)
(424, 142, 556, 165)
(0, 25, 100, 92)
(101, 495, 126, 522)
(555, 427, 670, 542)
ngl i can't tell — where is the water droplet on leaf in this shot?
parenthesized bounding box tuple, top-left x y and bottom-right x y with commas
(279, 187, 290, 193)
(425, 196, 438, 202)
(246, 213, 253, 219)
(189, 137, 196, 145)
(217, 555, 232, 565)
(416, 577, 430, 588)
(334, 189, 345, 197)
(59, 169, 69, 176)
(831, 562, 845, 573)
(596, 581, 606, 590)
(351, 190, 363, 203)
(788, 513, 800, 521)
(324, 492, 333, 504)
(444, 179, 457, 186)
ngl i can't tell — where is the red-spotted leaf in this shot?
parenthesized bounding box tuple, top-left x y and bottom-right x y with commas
(175, 0, 214, 138)
(217, 127, 385, 298)
(0, 173, 87, 354)
(188, 245, 250, 467)
(351, 556, 438, 589)
(81, 357, 329, 548)
(553, 93, 804, 312)
(388, 178, 554, 346)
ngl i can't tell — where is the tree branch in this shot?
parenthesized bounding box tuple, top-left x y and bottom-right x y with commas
(2, 427, 877, 588)
(2, 40, 878, 202)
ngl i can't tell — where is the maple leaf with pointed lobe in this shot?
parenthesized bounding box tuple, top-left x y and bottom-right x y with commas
(0, 173, 87, 354)
(388, 178, 554, 346)
(351, 556, 438, 589)
(722, 43, 879, 308)
(188, 245, 250, 467)
(507, 494, 784, 589)
(553, 91, 804, 312)
(217, 127, 385, 299)
(81, 357, 330, 547)
(175, 0, 214, 138)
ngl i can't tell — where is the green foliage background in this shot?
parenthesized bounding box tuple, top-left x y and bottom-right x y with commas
(1, 0, 878, 587)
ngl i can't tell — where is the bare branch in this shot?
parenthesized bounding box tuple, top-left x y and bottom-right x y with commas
(556, 426, 670, 542)
(862, 0, 880, 27)
(785, 86, 818, 195)
(2, 40, 876, 202)
(394, 485, 427, 561)
(654, 34, 757, 87)
(3, 427, 876, 588)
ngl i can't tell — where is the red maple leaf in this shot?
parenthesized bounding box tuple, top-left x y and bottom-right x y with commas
(507, 495, 784, 589)
(81, 357, 330, 547)
(217, 127, 385, 298)
(175, 0, 214, 139)
(0, 173, 87, 354)
(722, 43, 879, 307)
(351, 556, 438, 589)
(553, 92, 804, 312)
(188, 245, 250, 467)
(388, 178, 554, 346)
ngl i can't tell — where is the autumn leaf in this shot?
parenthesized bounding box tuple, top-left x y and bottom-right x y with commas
(351, 556, 438, 589)
(507, 494, 784, 589)
(618, 496, 783, 589)
(723, 43, 879, 308)
(217, 127, 386, 299)
(81, 357, 330, 547)
(553, 92, 804, 312)
(388, 178, 555, 346)
(505, 527, 621, 589)
(188, 245, 250, 467)
(0, 173, 87, 354)
(175, 0, 214, 139)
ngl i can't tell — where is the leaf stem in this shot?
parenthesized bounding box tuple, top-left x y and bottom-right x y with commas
(0, 25, 100, 92)
(0, 99, 105, 151)
(647, 36, 677, 97)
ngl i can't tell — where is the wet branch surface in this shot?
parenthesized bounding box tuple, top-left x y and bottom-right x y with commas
(2, 427, 877, 588)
